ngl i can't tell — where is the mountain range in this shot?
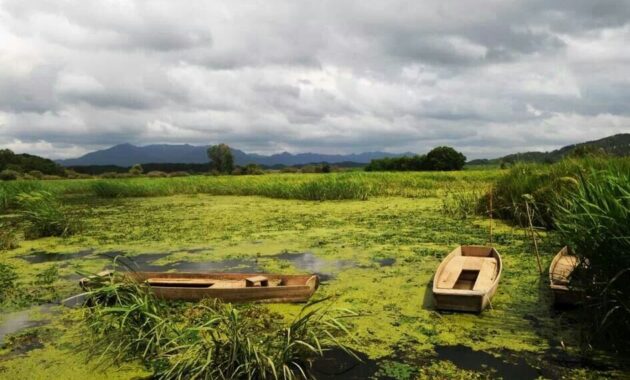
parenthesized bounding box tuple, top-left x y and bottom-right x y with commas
(57, 143, 411, 167)
(56, 133, 630, 167)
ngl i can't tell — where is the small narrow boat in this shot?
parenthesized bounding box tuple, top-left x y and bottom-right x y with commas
(81, 272, 319, 303)
(432, 245, 502, 312)
(549, 246, 580, 305)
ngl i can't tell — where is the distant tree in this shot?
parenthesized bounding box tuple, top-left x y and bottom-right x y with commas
(0, 169, 19, 181)
(129, 164, 144, 175)
(425, 146, 466, 171)
(321, 163, 331, 173)
(207, 144, 234, 174)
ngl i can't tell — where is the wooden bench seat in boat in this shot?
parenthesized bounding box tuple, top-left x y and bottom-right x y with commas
(436, 256, 497, 290)
(550, 255, 578, 285)
(472, 259, 497, 291)
(246, 276, 269, 287)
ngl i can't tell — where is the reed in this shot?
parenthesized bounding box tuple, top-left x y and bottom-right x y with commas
(488, 157, 630, 228)
(0, 170, 502, 202)
(554, 168, 630, 351)
(16, 191, 78, 238)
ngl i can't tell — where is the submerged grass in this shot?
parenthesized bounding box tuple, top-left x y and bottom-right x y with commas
(82, 270, 357, 379)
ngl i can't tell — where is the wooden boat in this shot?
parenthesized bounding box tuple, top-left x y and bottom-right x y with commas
(549, 246, 581, 305)
(81, 271, 319, 303)
(432, 246, 502, 312)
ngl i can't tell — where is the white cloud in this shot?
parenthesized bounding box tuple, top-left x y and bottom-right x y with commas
(0, 0, 629, 159)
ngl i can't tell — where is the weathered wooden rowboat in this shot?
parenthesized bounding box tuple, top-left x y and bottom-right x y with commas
(81, 272, 319, 303)
(549, 246, 581, 305)
(433, 246, 502, 312)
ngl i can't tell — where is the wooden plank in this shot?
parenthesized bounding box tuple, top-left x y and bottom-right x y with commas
(147, 278, 216, 285)
(552, 255, 578, 284)
(437, 256, 465, 289)
(473, 260, 497, 291)
(213, 280, 246, 289)
(246, 276, 269, 287)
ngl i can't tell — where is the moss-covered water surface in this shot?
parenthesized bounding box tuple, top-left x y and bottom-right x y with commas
(1, 194, 626, 378)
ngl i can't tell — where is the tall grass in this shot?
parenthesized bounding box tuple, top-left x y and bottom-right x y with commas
(554, 169, 630, 352)
(0, 171, 501, 202)
(16, 191, 78, 238)
(488, 157, 630, 227)
(82, 271, 357, 379)
(440, 183, 488, 219)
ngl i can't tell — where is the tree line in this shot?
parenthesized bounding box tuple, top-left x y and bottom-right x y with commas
(364, 146, 466, 171)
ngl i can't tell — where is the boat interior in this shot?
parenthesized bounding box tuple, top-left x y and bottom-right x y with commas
(145, 275, 284, 289)
(436, 247, 498, 291)
(551, 254, 578, 286)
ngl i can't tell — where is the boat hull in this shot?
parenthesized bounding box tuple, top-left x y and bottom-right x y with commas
(84, 272, 319, 303)
(549, 247, 581, 306)
(432, 246, 502, 313)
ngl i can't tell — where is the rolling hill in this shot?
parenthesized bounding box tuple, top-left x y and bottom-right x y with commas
(468, 133, 630, 165)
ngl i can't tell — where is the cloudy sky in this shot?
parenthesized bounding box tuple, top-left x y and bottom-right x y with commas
(1, 0, 629, 159)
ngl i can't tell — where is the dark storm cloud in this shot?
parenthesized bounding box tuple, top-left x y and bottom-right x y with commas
(0, 0, 628, 159)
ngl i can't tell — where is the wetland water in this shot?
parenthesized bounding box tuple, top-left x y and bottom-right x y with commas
(1, 194, 626, 378)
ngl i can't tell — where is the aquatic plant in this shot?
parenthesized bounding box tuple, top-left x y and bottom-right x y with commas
(15, 191, 78, 238)
(82, 271, 357, 379)
(554, 168, 630, 352)
(0, 222, 19, 250)
(0, 263, 18, 303)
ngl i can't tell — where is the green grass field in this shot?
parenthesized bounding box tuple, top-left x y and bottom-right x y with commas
(0, 169, 627, 379)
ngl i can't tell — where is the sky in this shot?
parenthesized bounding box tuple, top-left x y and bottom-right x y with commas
(1, 1, 629, 160)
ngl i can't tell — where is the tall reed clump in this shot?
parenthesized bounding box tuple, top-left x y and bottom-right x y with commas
(16, 191, 78, 238)
(487, 157, 630, 228)
(554, 169, 630, 352)
(440, 183, 487, 219)
(82, 271, 357, 379)
(0, 180, 45, 212)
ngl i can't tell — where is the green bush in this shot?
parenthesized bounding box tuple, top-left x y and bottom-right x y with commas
(16, 191, 77, 238)
(0, 169, 20, 181)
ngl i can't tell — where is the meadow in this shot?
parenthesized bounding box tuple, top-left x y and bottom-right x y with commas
(0, 165, 628, 379)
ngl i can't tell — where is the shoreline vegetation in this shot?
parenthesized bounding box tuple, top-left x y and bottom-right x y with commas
(1, 155, 629, 378)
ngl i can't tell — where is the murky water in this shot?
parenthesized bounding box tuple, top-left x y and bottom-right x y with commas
(375, 257, 396, 266)
(311, 348, 379, 379)
(28, 249, 358, 281)
(434, 344, 540, 379)
(271, 252, 355, 280)
(0, 304, 55, 342)
(20, 249, 95, 264)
